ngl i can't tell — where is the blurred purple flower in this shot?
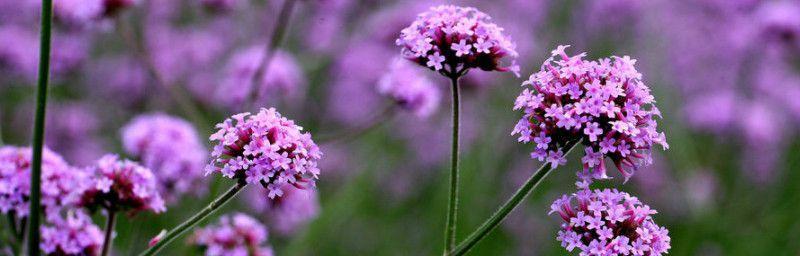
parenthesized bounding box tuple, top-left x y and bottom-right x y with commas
(684, 169, 719, 211)
(0, 146, 87, 221)
(78, 154, 166, 214)
(191, 213, 274, 256)
(549, 188, 671, 255)
(326, 41, 392, 126)
(207, 108, 322, 199)
(244, 184, 319, 235)
(513, 45, 667, 182)
(41, 210, 104, 256)
(121, 113, 207, 203)
(214, 47, 306, 110)
(377, 58, 440, 118)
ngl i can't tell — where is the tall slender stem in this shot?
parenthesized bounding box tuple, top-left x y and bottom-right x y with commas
(101, 210, 117, 256)
(28, 0, 54, 253)
(444, 74, 461, 253)
(244, 0, 297, 111)
(449, 140, 581, 256)
(139, 182, 246, 256)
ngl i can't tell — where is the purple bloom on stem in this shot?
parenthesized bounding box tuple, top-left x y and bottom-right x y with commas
(191, 213, 274, 256)
(207, 108, 322, 199)
(40, 211, 104, 256)
(550, 188, 671, 255)
(121, 113, 207, 203)
(78, 154, 166, 214)
(0, 146, 86, 221)
(396, 5, 518, 76)
(377, 58, 441, 118)
(512, 45, 667, 182)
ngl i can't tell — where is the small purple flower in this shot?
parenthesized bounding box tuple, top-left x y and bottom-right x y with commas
(244, 184, 319, 235)
(512, 45, 668, 182)
(377, 58, 441, 117)
(191, 213, 274, 256)
(396, 5, 518, 77)
(78, 154, 166, 214)
(41, 211, 104, 256)
(121, 113, 208, 203)
(0, 146, 87, 221)
(207, 108, 322, 199)
(549, 188, 671, 255)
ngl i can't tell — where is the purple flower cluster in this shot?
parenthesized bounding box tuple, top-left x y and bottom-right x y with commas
(549, 188, 671, 255)
(214, 47, 306, 110)
(377, 58, 440, 117)
(191, 213, 274, 256)
(396, 5, 519, 76)
(121, 113, 207, 202)
(207, 108, 322, 199)
(78, 154, 166, 214)
(512, 45, 667, 181)
(41, 211, 104, 256)
(245, 184, 319, 235)
(0, 146, 86, 220)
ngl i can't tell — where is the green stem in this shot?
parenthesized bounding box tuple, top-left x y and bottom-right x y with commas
(244, 0, 297, 111)
(28, 0, 54, 254)
(100, 210, 117, 256)
(139, 182, 246, 256)
(449, 140, 581, 256)
(444, 74, 461, 253)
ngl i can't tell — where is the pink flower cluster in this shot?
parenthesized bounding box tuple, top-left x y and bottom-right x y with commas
(41, 211, 104, 256)
(207, 108, 322, 199)
(245, 184, 319, 235)
(0, 146, 86, 220)
(191, 213, 274, 256)
(549, 188, 671, 255)
(377, 58, 441, 117)
(121, 113, 207, 202)
(78, 154, 166, 214)
(512, 45, 667, 181)
(396, 5, 519, 77)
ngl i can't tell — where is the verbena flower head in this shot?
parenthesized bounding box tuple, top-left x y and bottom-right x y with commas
(377, 58, 441, 117)
(78, 154, 166, 214)
(122, 113, 207, 203)
(41, 211, 104, 256)
(207, 108, 322, 199)
(549, 188, 671, 255)
(191, 213, 274, 256)
(512, 45, 667, 182)
(245, 184, 319, 235)
(0, 146, 86, 220)
(396, 5, 519, 77)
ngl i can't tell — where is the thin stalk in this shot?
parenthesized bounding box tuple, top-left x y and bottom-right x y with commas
(28, 0, 54, 253)
(139, 182, 246, 256)
(244, 0, 297, 111)
(449, 140, 581, 256)
(101, 210, 117, 256)
(444, 74, 461, 253)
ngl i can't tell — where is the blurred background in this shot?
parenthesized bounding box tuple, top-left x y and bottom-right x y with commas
(2, 0, 800, 255)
